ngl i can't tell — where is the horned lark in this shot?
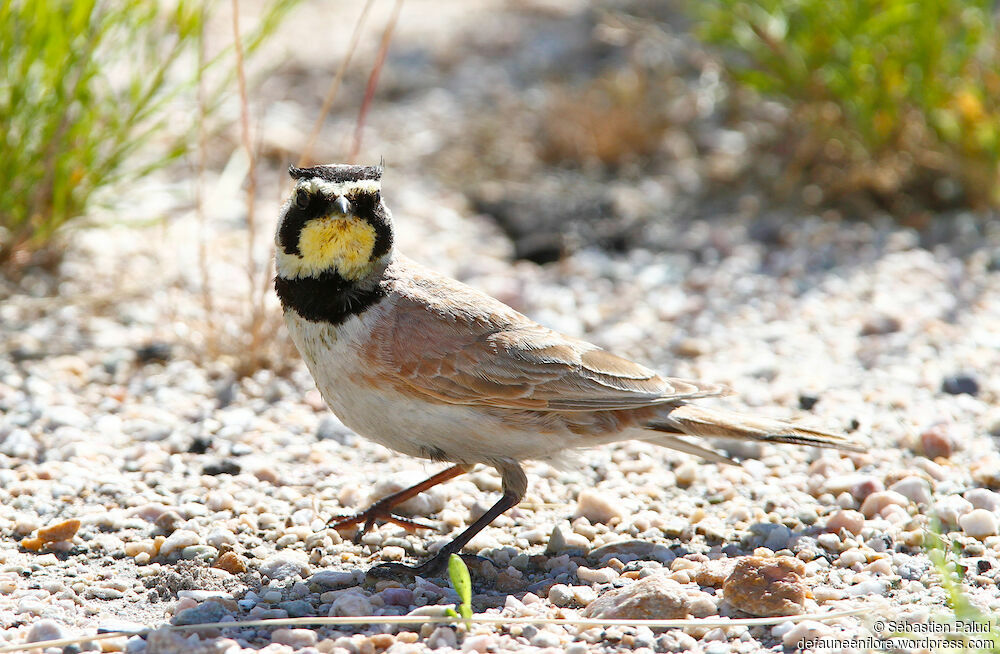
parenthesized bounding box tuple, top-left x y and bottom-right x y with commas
(274, 163, 861, 577)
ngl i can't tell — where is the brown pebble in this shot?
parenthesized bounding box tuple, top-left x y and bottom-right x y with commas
(495, 570, 526, 593)
(397, 632, 419, 644)
(37, 519, 81, 543)
(369, 633, 394, 650)
(20, 537, 44, 551)
(214, 551, 248, 574)
(919, 423, 955, 459)
(723, 556, 807, 617)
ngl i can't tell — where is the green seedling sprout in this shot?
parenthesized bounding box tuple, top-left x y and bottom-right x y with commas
(444, 553, 473, 624)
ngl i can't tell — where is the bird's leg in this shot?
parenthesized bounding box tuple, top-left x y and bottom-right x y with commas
(369, 461, 528, 578)
(329, 464, 469, 536)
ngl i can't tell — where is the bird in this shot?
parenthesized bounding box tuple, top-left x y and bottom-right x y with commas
(273, 163, 862, 578)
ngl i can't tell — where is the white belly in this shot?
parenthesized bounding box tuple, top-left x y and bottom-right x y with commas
(284, 309, 563, 463)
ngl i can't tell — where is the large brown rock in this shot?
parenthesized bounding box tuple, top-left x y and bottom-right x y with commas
(722, 556, 807, 617)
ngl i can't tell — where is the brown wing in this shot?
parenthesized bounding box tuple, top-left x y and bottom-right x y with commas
(361, 260, 724, 411)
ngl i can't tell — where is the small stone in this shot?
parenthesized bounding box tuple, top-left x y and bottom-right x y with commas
(461, 634, 494, 653)
(590, 540, 675, 564)
(548, 584, 575, 607)
(172, 601, 232, 626)
(572, 585, 597, 605)
(329, 592, 372, 617)
(942, 374, 979, 396)
(919, 424, 955, 459)
(674, 461, 698, 486)
(154, 511, 183, 534)
(960, 509, 999, 540)
(369, 476, 445, 516)
(37, 519, 81, 543)
(576, 566, 619, 584)
(583, 573, 693, 619)
(932, 495, 974, 528)
(278, 600, 315, 617)
(722, 556, 807, 617)
(213, 551, 247, 574)
(260, 552, 311, 581)
(823, 474, 883, 501)
(530, 630, 562, 648)
(180, 545, 217, 561)
(545, 524, 571, 554)
(426, 626, 457, 650)
(271, 628, 317, 649)
(965, 488, 1000, 513)
(574, 490, 626, 524)
(781, 620, 831, 649)
(824, 510, 865, 535)
(859, 314, 901, 336)
(26, 619, 66, 643)
(380, 546, 405, 561)
(310, 570, 357, 588)
(798, 394, 819, 411)
(158, 530, 201, 558)
(859, 491, 909, 519)
(889, 477, 932, 505)
(496, 570, 526, 593)
(381, 587, 413, 606)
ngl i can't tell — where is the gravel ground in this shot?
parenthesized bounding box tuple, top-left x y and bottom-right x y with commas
(4, 2, 1000, 653)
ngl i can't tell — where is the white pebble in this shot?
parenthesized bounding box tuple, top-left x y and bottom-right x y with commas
(781, 620, 831, 648)
(959, 509, 999, 539)
(26, 619, 65, 643)
(531, 630, 563, 648)
(965, 488, 1000, 513)
(271, 628, 317, 649)
(576, 566, 620, 584)
(329, 592, 372, 617)
(259, 552, 311, 581)
(888, 476, 931, 504)
(933, 495, 974, 527)
(462, 634, 495, 653)
(859, 491, 908, 519)
(205, 528, 237, 549)
(158, 530, 201, 558)
(574, 489, 625, 524)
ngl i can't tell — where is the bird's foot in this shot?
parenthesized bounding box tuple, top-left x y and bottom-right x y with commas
(328, 501, 437, 539)
(367, 552, 493, 580)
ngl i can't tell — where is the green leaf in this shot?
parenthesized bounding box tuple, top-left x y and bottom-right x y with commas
(448, 554, 473, 622)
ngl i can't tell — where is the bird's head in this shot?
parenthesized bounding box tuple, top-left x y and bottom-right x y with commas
(275, 163, 393, 282)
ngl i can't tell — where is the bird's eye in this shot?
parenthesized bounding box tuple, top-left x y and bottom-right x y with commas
(294, 188, 310, 209)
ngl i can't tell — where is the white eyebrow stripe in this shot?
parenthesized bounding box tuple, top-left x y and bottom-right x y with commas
(298, 178, 381, 196)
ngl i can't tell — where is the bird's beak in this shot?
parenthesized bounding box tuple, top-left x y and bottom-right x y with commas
(332, 195, 351, 216)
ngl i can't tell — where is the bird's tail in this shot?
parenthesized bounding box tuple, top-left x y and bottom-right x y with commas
(642, 403, 863, 463)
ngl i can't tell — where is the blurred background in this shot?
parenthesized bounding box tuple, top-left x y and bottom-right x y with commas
(2, 0, 998, 377)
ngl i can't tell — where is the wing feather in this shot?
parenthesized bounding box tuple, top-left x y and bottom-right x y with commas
(362, 258, 724, 411)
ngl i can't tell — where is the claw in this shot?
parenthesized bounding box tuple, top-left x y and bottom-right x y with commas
(328, 507, 437, 535)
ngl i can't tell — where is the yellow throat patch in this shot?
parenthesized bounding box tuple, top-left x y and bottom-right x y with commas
(288, 216, 377, 280)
